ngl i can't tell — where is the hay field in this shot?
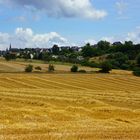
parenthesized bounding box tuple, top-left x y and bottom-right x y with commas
(0, 59, 98, 73)
(0, 73, 140, 140)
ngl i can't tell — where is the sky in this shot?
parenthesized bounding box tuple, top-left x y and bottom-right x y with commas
(0, 0, 140, 50)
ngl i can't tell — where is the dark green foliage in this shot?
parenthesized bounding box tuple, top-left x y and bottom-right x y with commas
(23, 53, 31, 60)
(52, 45, 59, 55)
(133, 67, 140, 76)
(80, 60, 98, 68)
(42, 53, 52, 62)
(78, 70, 86, 73)
(99, 61, 112, 73)
(82, 43, 95, 57)
(97, 40, 110, 50)
(4, 53, 16, 61)
(120, 63, 130, 70)
(25, 64, 33, 72)
(48, 64, 55, 72)
(106, 52, 129, 70)
(71, 65, 78, 72)
(136, 53, 140, 66)
(35, 66, 42, 71)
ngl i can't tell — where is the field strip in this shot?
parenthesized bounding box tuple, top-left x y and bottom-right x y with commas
(13, 77, 62, 89)
(51, 76, 121, 91)
(33, 76, 90, 90)
(13, 78, 57, 89)
(0, 79, 17, 88)
(36, 76, 105, 90)
(6, 78, 37, 88)
(40, 75, 122, 90)
(104, 76, 140, 87)
(82, 76, 140, 91)
(1, 87, 140, 109)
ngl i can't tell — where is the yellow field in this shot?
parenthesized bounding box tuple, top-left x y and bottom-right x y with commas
(0, 73, 140, 140)
(0, 58, 98, 73)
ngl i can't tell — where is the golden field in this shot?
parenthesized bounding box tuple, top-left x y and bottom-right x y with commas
(0, 72, 140, 140)
(0, 58, 98, 73)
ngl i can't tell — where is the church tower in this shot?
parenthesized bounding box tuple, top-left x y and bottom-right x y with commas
(9, 43, 12, 51)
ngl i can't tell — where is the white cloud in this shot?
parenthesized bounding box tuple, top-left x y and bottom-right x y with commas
(84, 37, 116, 45)
(125, 27, 140, 43)
(0, 28, 69, 50)
(1, 27, 140, 50)
(84, 39, 97, 45)
(0, 0, 107, 20)
(116, 1, 128, 15)
(85, 27, 140, 45)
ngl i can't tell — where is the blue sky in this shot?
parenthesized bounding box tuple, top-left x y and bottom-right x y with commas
(0, 0, 140, 50)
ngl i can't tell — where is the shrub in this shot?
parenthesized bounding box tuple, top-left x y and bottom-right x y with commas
(35, 66, 42, 71)
(4, 53, 16, 61)
(120, 63, 130, 70)
(136, 53, 140, 66)
(133, 67, 140, 77)
(71, 65, 78, 72)
(99, 61, 112, 73)
(80, 60, 98, 68)
(78, 70, 86, 73)
(48, 64, 55, 72)
(25, 64, 33, 72)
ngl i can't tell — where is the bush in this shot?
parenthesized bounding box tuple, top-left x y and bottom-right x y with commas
(120, 63, 130, 70)
(78, 70, 86, 73)
(133, 67, 140, 77)
(35, 66, 42, 71)
(136, 53, 140, 66)
(80, 60, 98, 68)
(4, 53, 16, 61)
(25, 64, 33, 72)
(71, 65, 78, 72)
(48, 64, 55, 72)
(99, 61, 112, 73)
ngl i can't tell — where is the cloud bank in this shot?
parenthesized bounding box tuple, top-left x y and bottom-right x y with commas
(0, 0, 107, 20)
(0, 28, 68, 50)
(1, 27, 140, 50)
(85, 27, 140, 45)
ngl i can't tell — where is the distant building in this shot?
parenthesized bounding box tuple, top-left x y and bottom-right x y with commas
(113, 42, 122, 46)
(9, 44, 19, 54)
(71, 46, 79, 52)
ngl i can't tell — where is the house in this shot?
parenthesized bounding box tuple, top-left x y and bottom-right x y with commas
(113, 42, 122, 46)
(71, 46, 79, 52)
(60, 46, 71, 51)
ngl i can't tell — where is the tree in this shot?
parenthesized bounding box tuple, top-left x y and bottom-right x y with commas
(136, 53, 140, 66)
(42, 52, 52, 62)
(99, 61, 112, 73)
(82, 43, 94, 57)
(4, 53, 16, 61)
(52, 44, 59, 55)
(25, 64, 33, 72)
(71, 65, 78, 72)
(97, 40, 110, 50)
(133, 67, 140, 77)
(48, 64, 55, 72)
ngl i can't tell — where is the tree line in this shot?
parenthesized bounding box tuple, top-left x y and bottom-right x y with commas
(3, 40, 140, 76)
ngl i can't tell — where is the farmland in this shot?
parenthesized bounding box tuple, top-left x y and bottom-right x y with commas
(0, 73, 140, 140)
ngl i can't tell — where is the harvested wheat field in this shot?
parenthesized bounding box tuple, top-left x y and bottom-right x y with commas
(0, 73, 140, 140)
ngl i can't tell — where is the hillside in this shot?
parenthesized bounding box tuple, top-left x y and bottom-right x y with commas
(0, 58, 133, 76)
(0, 58, 97, 73)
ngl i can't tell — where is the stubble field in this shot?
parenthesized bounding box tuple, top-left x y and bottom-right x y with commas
(0, 73, 140, 140)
